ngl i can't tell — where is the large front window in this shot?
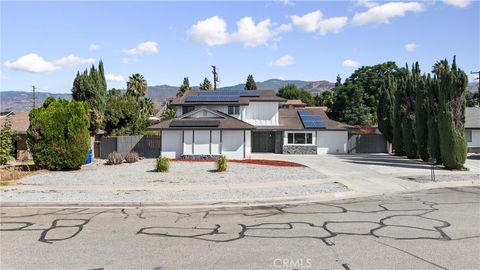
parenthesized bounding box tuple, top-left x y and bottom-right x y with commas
(287, 132, 313, 145)
(465, 130, 472, 142)
(182, 106, 195, 114)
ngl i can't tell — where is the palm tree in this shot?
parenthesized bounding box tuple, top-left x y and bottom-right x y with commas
(127, 73, 148, 100)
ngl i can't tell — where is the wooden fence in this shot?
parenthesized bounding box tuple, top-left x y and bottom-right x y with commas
(99, 135, 161, 159)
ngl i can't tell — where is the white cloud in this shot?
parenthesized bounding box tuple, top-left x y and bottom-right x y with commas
(188, 16, 290, 48)
(105, 74, 124, 82)
(276, 0, 295, 6)
(88, 43, 101, 51)
(189, 16, 230, 46)
(291, 11, 323, 32)
(290, 11, 348, 35)
(4, 53, 59, 73)
(269, 55, 294, 67)
(443, 0, 471, 8)
(52, 54, 95, 67)
(355, 0, 378, 9)
(231, 17, 273, 47)
(404, 43, 418, 52)
(4, 53, 96, 73)
(352, 2, 424, 25)
(342, 59, 360, 68)
(123, 41, 159, 56)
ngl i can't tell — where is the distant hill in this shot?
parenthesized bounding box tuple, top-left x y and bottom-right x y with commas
(0, 91, 71, 112)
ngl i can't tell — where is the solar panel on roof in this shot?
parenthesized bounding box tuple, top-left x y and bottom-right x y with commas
(185, 95, 240, 102)
(198, 91, 260, 97)
(170, 120, 220, 127)
(297, 110, 325, 129)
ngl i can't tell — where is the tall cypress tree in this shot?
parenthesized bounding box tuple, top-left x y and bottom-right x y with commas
(435, 56, 468, 169)
(415, 73, 429, 161)
(426, 75, 442, 164)
(393, 77, 405, 156)
(377, 76, 395, 143)
(402, 63, 419, 159)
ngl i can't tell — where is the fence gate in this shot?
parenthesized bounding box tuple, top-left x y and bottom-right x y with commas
(348, 134, 387, 153)
(100, 135, 161, 159)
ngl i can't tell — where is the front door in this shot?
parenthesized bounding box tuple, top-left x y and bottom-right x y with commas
(252, 131, 276, 153)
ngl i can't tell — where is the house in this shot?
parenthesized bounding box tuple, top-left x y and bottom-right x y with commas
(149, 90, 349, 159)
(0, 111, 30, 160)
(465, 107, 480, 153)
(281, 99, 306, 109)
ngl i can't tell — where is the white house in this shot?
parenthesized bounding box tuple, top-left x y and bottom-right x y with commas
(465, 107, 480, 153)
(149, 90, 350, 159)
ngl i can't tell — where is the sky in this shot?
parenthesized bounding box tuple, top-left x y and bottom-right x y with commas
(1, 0, 479, 93)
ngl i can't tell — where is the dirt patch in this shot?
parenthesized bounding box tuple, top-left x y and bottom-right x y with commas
(171, 159, 305, 167)
(0, 165, 44, 186)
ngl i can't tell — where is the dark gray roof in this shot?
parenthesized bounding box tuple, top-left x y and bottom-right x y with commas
(466, 107, 480, 128)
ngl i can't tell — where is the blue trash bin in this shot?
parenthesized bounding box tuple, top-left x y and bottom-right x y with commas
(85, 149, 93, 164)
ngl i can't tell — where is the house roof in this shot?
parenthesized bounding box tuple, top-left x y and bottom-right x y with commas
(149, 107, 255, 130)
(170, 90, 286, 106)
(0, 111, 29, 134)
(466, 107, 480, 128)
(285, 99, 306, 105)
(254, 108, 350, 131)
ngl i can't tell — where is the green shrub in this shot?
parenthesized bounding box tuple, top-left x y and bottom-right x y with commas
(125, 151, 140, 163)
(107, 152, 123, 165)
(27, 97, 90, 170)
(216, 155, 227, 172)
(156, 156, 169, 172)
(0, 117, 16, 165)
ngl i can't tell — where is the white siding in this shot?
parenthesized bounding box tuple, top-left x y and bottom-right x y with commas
(194, 130, 210, 154)
(211, 130, 221, 155)
(175, 106, 182, 117)
(243, 102, 279, 125)
(188, 110, 220, 118)
(221, 130, 245, 159)
(316, 130, 348, 154)
(467, 129, 480, 148)
(245, 130, 251, 156)
(161, 131, 183, 158)
(183, 130, 193, 155)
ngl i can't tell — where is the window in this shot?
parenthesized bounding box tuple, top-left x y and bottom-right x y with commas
(286, 132, 314, 145)
(228, 105, 240, 115)
(182, 106, 195, 114)
(465, 130, 472, 142)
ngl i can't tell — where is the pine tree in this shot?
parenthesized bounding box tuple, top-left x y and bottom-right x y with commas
(177, 77, 191, 97)
(435, 56, 468, 169)
(377, 76, 395, 143)
(200, 77, 212, 90)
(426, 75, 442, 164)
(244, 74, 257, 90)
(335, 75, 342, 87)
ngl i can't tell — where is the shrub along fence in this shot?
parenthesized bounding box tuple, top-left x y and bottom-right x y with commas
(99, 135, 161, 159)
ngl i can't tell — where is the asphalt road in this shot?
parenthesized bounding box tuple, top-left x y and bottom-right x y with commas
(1, 186, 480, 270)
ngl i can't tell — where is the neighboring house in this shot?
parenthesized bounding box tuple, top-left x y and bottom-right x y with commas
(281, 99, 306, 109)
(465, 107, 480, 153)
(149, 90, 349, 159)
(0, 111, 30, 160)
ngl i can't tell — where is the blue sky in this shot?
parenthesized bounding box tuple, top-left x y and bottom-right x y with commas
(1, 0, 479, 93)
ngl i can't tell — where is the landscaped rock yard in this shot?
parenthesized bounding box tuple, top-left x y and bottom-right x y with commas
(15, 159, 327, 186)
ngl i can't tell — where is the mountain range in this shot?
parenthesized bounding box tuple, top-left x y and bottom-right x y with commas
(1, 79, 335, 112)
(1, 79, 478, 112)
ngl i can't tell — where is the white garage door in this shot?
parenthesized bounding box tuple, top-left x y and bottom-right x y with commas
(194, 130, 210, 154)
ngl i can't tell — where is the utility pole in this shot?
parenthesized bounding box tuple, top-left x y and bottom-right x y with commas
(211, 65, 219, 91)
(471, 71, 480, 104)
(32, 85, 36, 109)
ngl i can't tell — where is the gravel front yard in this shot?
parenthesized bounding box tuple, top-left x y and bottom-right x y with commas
(16, 159, 326, 186)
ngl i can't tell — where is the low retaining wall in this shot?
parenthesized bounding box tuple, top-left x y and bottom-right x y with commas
(180, 155, 222, 160)
(282, 145, 317, 155)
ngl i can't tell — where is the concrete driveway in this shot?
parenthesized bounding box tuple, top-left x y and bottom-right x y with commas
(250, 153, 480, 195)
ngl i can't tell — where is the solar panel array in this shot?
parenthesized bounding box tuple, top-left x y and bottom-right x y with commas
(185, 95, 240, 102)
(297, 109, 325, 129)
(170, 120, 220, 127)
(197, 90, 261, 97)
